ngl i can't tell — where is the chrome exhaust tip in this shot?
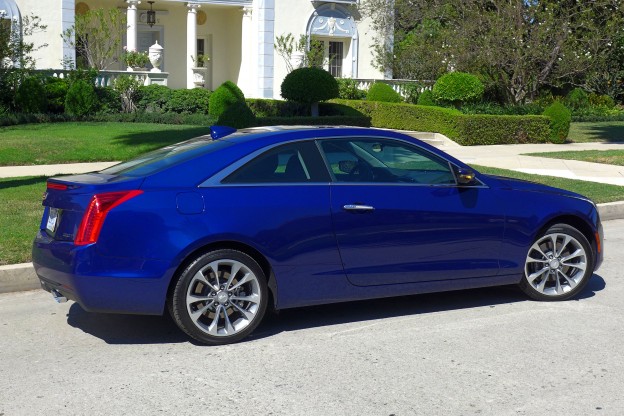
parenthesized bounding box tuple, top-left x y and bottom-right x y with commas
(51, 289, 68, 303)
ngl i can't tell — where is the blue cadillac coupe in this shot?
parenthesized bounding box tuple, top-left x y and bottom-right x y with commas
(33, 126, 604, 345)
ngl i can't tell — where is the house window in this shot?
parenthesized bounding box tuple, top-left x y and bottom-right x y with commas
(328, 41, 343, 77)
(197, 38, 205, 57)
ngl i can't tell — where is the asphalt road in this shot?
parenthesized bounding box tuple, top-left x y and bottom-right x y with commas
(1, 221, 623, 416)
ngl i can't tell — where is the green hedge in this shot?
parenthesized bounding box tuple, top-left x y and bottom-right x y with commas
(257, 115, 371, 127)
(331, 99, 552, 145)
(331, 99, 461, 138)
(455, 115, 550, 145)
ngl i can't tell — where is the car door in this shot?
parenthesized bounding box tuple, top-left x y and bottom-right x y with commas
(318, 137, 506, 287)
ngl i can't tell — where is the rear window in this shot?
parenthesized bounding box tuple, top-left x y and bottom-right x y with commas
(100, 138, 231, 177)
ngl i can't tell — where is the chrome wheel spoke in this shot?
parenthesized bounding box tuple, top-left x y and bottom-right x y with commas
(527, 255, 548, 264)
(561, 249, 583, 263)
(527, 267, 549, 284)
(207, 305, 223, 335)
(225, 263, 243, 290)
(190, 302, 213, 321)
(231, 293, 260, 304)
(557, 270, 577, 289)
(223, 310, 235, 334)
(229, 273, 252, 291)
(556, 235, 571, 257)
(230, 301, 254, 321)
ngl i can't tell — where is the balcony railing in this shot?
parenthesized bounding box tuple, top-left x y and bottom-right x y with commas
(34, 69, 168, 87)
(354, 79, 434, 97)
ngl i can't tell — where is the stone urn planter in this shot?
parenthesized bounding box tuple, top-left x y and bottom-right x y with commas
(149, 41, 164, 73)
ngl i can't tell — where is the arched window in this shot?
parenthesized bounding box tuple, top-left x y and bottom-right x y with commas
(0, 0, 22, 68)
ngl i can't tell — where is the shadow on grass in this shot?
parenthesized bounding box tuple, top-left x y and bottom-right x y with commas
(64, 274, 605, 345)
(0, 176, 47, 190)
(111, 126, 212, 148)
(581, 125, 624, 143)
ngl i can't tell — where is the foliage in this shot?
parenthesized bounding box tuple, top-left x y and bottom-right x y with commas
(165, 88, 211, 114)
(588, 94, 616, 109)
(137, 85, 173, 113)
(246, 99, 308, 117)
(61, 8, 125, 69)
(122, 49, 150, 68)
(455, 115, 551, 145)
(95, 87, 122, 114)
(360, 0, 624, 104)
(45, 77, 70, 114)
(281, 67, 339, 115)
(417, 90, 436, 106)
(257, 115, 371, 127)
(65, 80, 98, 117)
(192, 54, 209, 67)
(543, 102, 572, 144)
(460, 102, 544, 116)
(275, 33, 326, 72)
(0, 15, 48, 110)
(367, 82, 402, 103)
(209, 81, 244, 117)
(114, 75, 143, 113)
(432, 72, 484, 106)
(565, 88, 590, 110)
(217, 101, 257, 129)
(331, 99, 552, 145)
(336, 78, 367, 100)
(400, 83, 424, 104)
(15, 77, 47, 113)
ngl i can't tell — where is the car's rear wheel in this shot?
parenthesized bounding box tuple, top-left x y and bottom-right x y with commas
(520, 224, 593, 301)
(170, 250, 268, 345)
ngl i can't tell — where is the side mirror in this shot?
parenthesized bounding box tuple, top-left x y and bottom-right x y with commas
(456, 168, 476, 185)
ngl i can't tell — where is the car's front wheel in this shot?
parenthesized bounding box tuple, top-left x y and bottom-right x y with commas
(170, 250, 268, 345)
(520, 224, 593, 301)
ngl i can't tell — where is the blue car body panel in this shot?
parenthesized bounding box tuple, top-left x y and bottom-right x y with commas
(32, 126, 604, 315)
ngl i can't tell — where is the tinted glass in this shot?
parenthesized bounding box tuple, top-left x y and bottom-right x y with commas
(223, 141, 330, 184)
(100, 138, 231, 177)
(320, 138, 456, 184)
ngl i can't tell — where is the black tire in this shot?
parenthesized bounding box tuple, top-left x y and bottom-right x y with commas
(519, 223, 594, 301)
(170, 249, 268, 345)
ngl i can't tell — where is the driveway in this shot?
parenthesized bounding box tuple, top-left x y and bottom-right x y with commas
(1, 220, 623, 416)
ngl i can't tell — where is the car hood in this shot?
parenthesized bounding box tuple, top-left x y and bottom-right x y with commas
(481, 173, 590, 201)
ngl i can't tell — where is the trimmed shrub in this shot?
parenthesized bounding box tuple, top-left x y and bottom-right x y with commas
(460, 102, 543, 116)
(336, 78, 367, 100)
(331, 99, 552, 145)
(137, 84, 173, 113)
(542, 102, 572, 144)
(95, 87, 122, 114)
(15, 77, 47, 113)
(367, 82, 402, 103)
(164, 88, 211, 114)
(114, 75, 143, 113)
(217, 101, 257, 129)
(331, 99, 461, 139)
(209, 81, 244, 117)
(281, 67, 339, 113)
(257, 115, 371, 127)
(588, 93, 616, 109)
(417, 90, 436, 106)
(455, 115, 551, 145)
(565, 88, 590, 110)
(432, 72, 484, 106)
(246, 98, 308, 117)
(65, 79, 98, 117)
(45, 77, 70, 114)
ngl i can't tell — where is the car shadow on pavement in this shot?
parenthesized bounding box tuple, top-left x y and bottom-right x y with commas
(65, 274, 605, 345)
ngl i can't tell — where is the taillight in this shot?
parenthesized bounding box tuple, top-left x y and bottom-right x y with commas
(75, 190, 143, 246)
(47, 182, 68, 190)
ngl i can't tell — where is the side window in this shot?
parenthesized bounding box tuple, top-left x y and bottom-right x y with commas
(222, 141, 330, 184)
(319, 138, 456, 185)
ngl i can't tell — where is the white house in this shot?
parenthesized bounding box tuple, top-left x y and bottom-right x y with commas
(5, 0, 386, 98)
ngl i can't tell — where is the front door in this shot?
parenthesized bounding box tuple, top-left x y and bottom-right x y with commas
(319, 137, 506, 287)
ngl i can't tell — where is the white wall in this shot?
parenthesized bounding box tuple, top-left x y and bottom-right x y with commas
(16, 0, 66, 69)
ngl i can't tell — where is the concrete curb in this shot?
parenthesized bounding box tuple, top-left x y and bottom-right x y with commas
(1, 204, 623, 295)
(0, 263, 39, 294)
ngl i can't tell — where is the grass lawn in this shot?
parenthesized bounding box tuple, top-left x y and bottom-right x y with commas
(0, 122, 211, 166)
(1, 168, 622, 265)
(568, 121, 624, 143)
(473, 165, 624, 203)
(522, 149, 624, 166)
(0, 176, 47, 265)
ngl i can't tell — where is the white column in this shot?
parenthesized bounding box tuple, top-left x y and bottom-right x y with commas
(238, 6, 254, 97)
(187, 3, 201, 89)
(255, 0, 275, 98)
(61, 0, 75, 68)
(126, 0, 140, 52)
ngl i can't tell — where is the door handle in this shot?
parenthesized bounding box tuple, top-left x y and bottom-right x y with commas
(343, 204, 375, 212)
